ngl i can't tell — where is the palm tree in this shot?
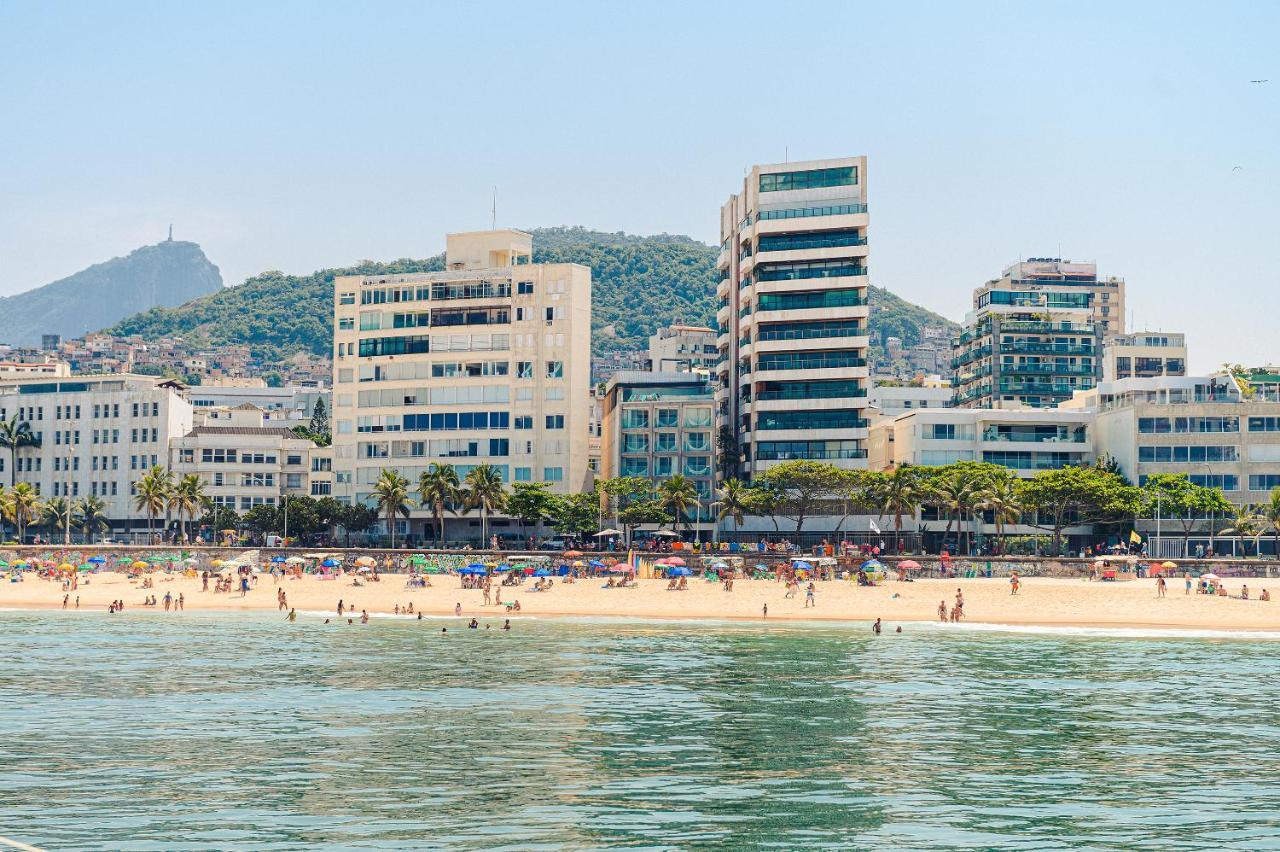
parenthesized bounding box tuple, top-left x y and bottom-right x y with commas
(1265, 488, 1280, 561)
(463, 464, 507, 548)
(0, 483, 6, 541)
(133, 465, 173, 544)
(658, 475, 699, 536)
(372, 468, 413, 548)
(170, 474, 207, 544)
(1220, 503, 1261, 558)
(979, 477, 1022, 554)
(75, 495, 110, 544)
(42, 496, 74, 545)
(6, 482, 42, 543)
(930, 468, 985, 555)
(418, 463, 461, 547)
(876, 465, 923, 553)
(715, 478, 755, 537)
(0, 416, 41, 486)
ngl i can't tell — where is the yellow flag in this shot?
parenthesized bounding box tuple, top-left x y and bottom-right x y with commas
(1129, 530, 1142, 544)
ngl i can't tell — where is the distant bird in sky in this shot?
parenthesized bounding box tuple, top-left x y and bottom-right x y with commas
(1250, 79, 1269, 83)
(1233, 166, 1244, 172)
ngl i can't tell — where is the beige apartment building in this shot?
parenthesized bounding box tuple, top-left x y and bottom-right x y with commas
(980, 258, 1126, 338)
(1102, 332, 1187, 381)
(331, 229, 591, 544)
(716, 156, 872, 478)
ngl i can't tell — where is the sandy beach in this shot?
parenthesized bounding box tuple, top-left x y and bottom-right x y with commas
(4, 570, 1280, 631)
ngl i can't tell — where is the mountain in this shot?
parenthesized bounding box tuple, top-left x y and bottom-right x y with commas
(867, 284, 960, 354)
(0, 239, 223, 347)
(104, 227, 957, 365)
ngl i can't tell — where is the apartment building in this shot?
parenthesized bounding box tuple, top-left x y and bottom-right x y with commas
(600, 372, 716, 535)
(186, 382, 329, 425)
(331, 229, 591, 542)
(647, 324, 719, 376)
(0, 374, 193, 531)
(1103, 332, 1187, 381)
(952, 265, 1102, 409)
(716, 156, 871, 478)
(1065, 375, 1280, 507)
(980, 258, 1125, 338)
(867, 381, 952, 420)
(868, 408, 1093, 474)
(170, 404, 318, 515)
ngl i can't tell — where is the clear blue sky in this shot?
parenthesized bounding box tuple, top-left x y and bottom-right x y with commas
(1, 0, 1275, 370)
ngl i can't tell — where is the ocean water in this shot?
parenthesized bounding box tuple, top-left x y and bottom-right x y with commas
(2, 612, 1280, 850)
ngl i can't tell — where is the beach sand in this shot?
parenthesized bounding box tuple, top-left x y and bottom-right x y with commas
(4, 570, 1280, 631)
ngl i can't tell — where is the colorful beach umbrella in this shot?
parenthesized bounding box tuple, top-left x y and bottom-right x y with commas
(667, 566, 692, 577)
(898, 560, 923, 570)
(354, 556, 376, 567)
(322, 559, 340, 567)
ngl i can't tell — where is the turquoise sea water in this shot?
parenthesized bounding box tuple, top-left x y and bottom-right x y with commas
(2, 611, 1280, 850)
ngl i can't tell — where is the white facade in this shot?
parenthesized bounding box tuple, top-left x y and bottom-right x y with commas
(647, 324, 719, 376)
(0, 374, 193, 528)
(867, 383, 952, 419)
(869, 407, 1093, 474)
(717, 156, 871, 477)
(1102, 332, 1187, 381)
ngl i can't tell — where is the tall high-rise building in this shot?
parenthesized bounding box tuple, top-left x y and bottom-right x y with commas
(952, 266, 1102, 409)
(980, 258, 1125, 338)
(330, 229, 591, 544)
(715, 156, 871, 478)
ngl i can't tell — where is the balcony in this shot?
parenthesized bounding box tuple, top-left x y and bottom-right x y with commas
(755, 382, 867, 402)
(951, 345, 992, 368)
(999, 343, 1095, 356)
(997, 382, 1086, 396)
(756, 321, 864, 342)
(757, 411, 869, 431)
(998, 320, 1096, 334)
(756, 261, 867, 283)
(756, 290, 866, 312)
(757, 232, 867, 253)
(756, 203, 868, 222)
(756, 447, 868, 461)
(998, 363, 1096, 376)
(981, 428, 1088, 444)
(757, 353, 868, 372)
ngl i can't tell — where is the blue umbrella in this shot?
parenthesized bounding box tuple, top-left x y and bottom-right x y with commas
(793, 560, 813, 571)
(588, 559, 605, 568)
(466, 563, 487, 571)
(494, 563, 511, 572)
(557, 565, 571, 576)
(861, 559, 883, 570)
(460, 566, 488, 575)
(322, 559, 340, 567)
(271, 556, 286, 563)
(87, 556, 106, 564)
(533, 568, 551, 577)
(668, 566, 692, 577)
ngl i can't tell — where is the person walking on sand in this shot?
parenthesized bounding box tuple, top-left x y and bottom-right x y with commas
(455, 602, 462, 617)
(1156, 576, 1167, 598)
(1185, 573, 1193, 596)
(1010, 572, 1020, 595)
(762, 603, 768, 619)
(804, 583, 816, 608)
(164, 591, 172, 611)
(63, 594, 69, 609)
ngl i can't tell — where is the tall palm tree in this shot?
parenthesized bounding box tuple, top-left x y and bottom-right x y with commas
(75, 495, 110, 544)
(170, 474, 207, 544)
(0, 416, 41, 486)
(372, 468, 413, 548)
(463, 464, 507, 547)
(0, 483, 6, 541)
(930, 468, 985, 555)
(6, 482, 42, 543)
(658, 475, 699, 535)
(877, 465, 923, 553)
(1220, 503, 1261, 558)
(418, 463, 461, 547)
(715, 478, 755, 536)
(133, 465, 173, 544)
(979, 477, 1022, 554)
(42, 496, 74, 545)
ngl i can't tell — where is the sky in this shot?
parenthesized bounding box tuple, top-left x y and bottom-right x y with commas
(0, 0, 1276, 371)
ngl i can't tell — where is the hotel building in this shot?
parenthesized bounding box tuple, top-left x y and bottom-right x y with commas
(330, 229, 591, 543)
(716, 156, 871, 479)
(952, 264, 1103, 409)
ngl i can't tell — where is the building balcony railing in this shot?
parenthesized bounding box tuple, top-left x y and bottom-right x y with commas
(755, 385, 868, 402)
(951, 345, 992, 368)
(997, 382, 1086, 395)
(953, 384, 992, 404)
(756, 203, 868, 222)
(756, 448, 868, 461)
(756, 324, 864, 342)
(997, 320, 1096, 334)
(756, 291, 866, 312)
(756, 264, 866, 283)
(757, 354, 868, 372)
(999, 343, 1095, 356)
(998, 363, 1096, 376)
(757, 233, 867, 253)
(981, 430, 1088, 443)
(757, 416, 869, 431)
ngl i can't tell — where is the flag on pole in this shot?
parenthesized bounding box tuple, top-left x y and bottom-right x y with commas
(1129, 530, 1142, 545)
(869, 519, 881, 534)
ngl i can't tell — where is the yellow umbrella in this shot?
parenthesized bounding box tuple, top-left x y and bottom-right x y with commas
(58, 563, 75, 572)
(211, 559, 224, 567)
(132, 560, 149, 569)
(354, 556, 376, 567)
(1161, 561, 1178, 569)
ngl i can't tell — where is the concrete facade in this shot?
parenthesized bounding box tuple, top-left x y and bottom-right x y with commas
(1103, 332, 1187, 381)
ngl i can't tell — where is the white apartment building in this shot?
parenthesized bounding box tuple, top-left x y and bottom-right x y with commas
(331, 229, 591, 543)
(647, 324, 719, 376)
(717, 156, 871, 478)
(170, 404, 318, 515)
(0, 374, 193, 532)
(982, 258, 1126, 338)
(868, 408, 1093, 473)
(867, 381, 952, 420)
(1102, 332, 1187, 381)
(185, 382, 329, 424)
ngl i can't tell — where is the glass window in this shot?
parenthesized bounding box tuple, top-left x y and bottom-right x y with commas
(656, 409, 678, 428)
(759, 166, 856, 192)
(623, 434, 649, 453)
(514, 467, 532, 482)
(543, 467, 564, 482)
(621, 410, 649, 429)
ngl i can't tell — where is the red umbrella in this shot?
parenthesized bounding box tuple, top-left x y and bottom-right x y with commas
(898, 560, 923, 570)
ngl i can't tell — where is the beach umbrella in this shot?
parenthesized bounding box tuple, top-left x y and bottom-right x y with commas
(322, 558, 340, 568)
(557, 565, 570, 576)
(1201, 573, 1220, 581)
(354, 556, 376, 567)
(408, 555, 428, 565)
(573, 560, 585, 568)
(0, 560, 8, 568)
(593, 529, 623, 537)
(711, 561, 729, 569)
(589, 559, 605, 568)
(651, 529, 680, 538)
(563, 550, 584, 558)
(794, 560, 813, 571)
(132, 560, 149, 569)
(533, 568, 551, 577)
(116, 557, 132, 564)
(78, 563, 93, 571)
(285, 556, 305, 564)
(898, 560, 923, 571)
(860, 559, 883, 570)
(87, 556, 106, 564)
(665, 556, 685, 566)
(668, 566, 692, 577)
(211, 559, 225, 567)
(1161, 561, 1178, 569)
(58, 563, 74, 572)
(466, 562, 487, 571)
(270, 556, 286, 564)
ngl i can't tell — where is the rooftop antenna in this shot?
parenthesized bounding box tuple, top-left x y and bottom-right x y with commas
(167, 224, 173, 242)
(784, 145, 789, 163)
(491, 187, 497, 230)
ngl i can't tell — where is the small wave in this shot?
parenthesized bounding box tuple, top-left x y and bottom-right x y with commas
(297, 610, 533, 622)
(929, 621, 1280, 641)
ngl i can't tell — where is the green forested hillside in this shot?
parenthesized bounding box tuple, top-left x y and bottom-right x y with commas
(105, 227, 955, 363)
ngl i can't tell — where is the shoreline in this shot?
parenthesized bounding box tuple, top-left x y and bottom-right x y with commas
(4, 571, 1280, 634)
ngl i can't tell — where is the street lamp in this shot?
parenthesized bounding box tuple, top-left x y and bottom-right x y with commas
(63, 444, 78, 546)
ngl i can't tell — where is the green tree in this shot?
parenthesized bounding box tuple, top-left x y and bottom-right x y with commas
(133, 465, 173, 543)
(4, 482, 43, 543)
(371, 468, 413, 548)
(198, 505, 241, 541)
(463, 463, 507, 546)
(1263, 488, 1280, 559)
(74, 495, 110, 543)
(598, 476, 653, 529)
(1141, 474, 1234, 553)
(873, 465, 926, 552)
(417, 463, 461, 547)
(1019, 466, 1143, 555)
(755, 460, 847, 536)
(550, 491, 600, 539)
(42, 496, 74, 544)
(617, 499, 673, 535)
(657, 475, 700, 534)
(0, 416, 41, 487)
(170, 473, 207, 544)
(714, 478, 756, 535)
(925, 463, 999, 554)
(242, 504, 281, 537)
(978, 474, 1023, 552)
(505, 482, 559, 536)
(338, 503, 378, 546)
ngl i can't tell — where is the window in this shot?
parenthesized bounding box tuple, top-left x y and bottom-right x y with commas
(1138, 446, 1239, 463)
(1249, 417, 1280, 432)
(620, 457, 648, 476)
(517, 281, 534, 294)
(623, 434, 649, 453)
(514, 467, 532, 481)
(1250, 475, 1280, 491)
(543, 467, 564, 482)
(546, 361, 563, 378)
(338, 317, 354, 330)
(655, 409, 678, 428)
(514, 416, 533, 430)
(339, 292, 356, 305)
(759, 166, 856, 192)
(517, 361, 533, 378)
(654, 456, 674, 476)
(655, 432, 677, 452)
(1138, 417, 1172, 434)
(621, 410, 649, 429)
(545, 415, 565, 430)
(358, 335, 430, 357)
(488, 439, 510, 457)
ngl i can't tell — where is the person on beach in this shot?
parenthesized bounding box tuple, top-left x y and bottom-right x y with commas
(1262, 589, 1271, 601)
(955, 588, 965, 613)
(468, 618, 478, 629)
(1156, 576, 1167, 598)
(75, 596, 79, 609)
(939, 600, 948, 622)
(804, 583, 816, 608)
(177, 593, 184, 611)
(164, 591, 172, 611)
(1242, 585, 1250, 600)
(872, 618, 881, 635)
(455, 602, 462, 616)
(337, 600, 345, 617)
(1010, 573, 1020, 595)
(202, 571, 209, 592)
(503, 619, 511, 631)
(63, 594, 68, 609)
(1185, 573, 1193, 595)
(361, 610, 369, 624)
(762, 603, 768, 619)
(286, 608, 296, 622)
